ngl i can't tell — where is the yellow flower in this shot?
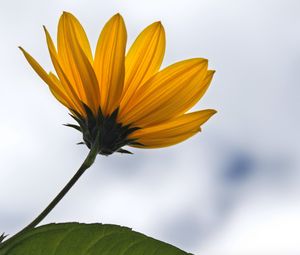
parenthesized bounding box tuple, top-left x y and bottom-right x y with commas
(20, 12, 216, 155)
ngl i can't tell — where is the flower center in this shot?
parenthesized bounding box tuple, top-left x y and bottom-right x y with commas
(66, 105, 141, 155)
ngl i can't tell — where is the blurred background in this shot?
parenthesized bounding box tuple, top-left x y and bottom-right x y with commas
(0, 0, 299, 254)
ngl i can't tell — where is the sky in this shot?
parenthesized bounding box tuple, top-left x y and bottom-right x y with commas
(0, 0, 300, 254)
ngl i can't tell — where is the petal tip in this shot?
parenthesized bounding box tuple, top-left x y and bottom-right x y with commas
(152, 21, 164, 31)
(18, 46, 25, 54)
(191, 58, 208, 65)
(18, 46, 27, 55)
(189, 58, 208, 70)
(200, 58, 208, 63)
(61, 11, 76, 21)
(208, 109, 218, 116)
(42, 25, 51, 37)
(209, 70, 216, 78)
(62, 11, 70, 16)
(112, 13, 123, 21)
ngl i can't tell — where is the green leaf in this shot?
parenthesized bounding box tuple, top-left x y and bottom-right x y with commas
(0, 223, 192, 255)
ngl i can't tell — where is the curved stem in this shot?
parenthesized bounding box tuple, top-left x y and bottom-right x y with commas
(1, 139, 99, 247)
(22, 146, 98, 231)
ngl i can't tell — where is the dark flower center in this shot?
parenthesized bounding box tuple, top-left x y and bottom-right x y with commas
(66, 104, 142, 155)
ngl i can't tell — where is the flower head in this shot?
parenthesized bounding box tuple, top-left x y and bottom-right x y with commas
(20, 12, 216, 155)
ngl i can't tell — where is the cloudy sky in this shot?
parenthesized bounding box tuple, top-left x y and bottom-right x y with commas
(0, 0, 300, 254)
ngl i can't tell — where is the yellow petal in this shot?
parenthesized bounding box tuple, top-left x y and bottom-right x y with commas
(59, 13, 100, 113)
(48, 72, 74, 108)
(121, 21, 165, 107)
(118, 58, 208, 127)
(177, 70, 215, 116)
(133, 131, 199, 149)
(19, 47, 51, 84)
(130, 109, 216, 148)
(58, 12, 93, 63)
(43, 27, 85, 115)
(94, 14, 127, 115)
(57, 12, 93, 103)
(19, 47, 77, 111)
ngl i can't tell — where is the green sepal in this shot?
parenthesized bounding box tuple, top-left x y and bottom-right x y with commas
(63, 124, 82, 132)
(109, 107, 119, 121)
(69, 113, 85, 127)
(117, 148, 133, 154)
(67, 105, 144, 155)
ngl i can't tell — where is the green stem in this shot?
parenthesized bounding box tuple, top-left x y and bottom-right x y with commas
(23, 147, 98, 231)
(1, 139, 99, 247)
